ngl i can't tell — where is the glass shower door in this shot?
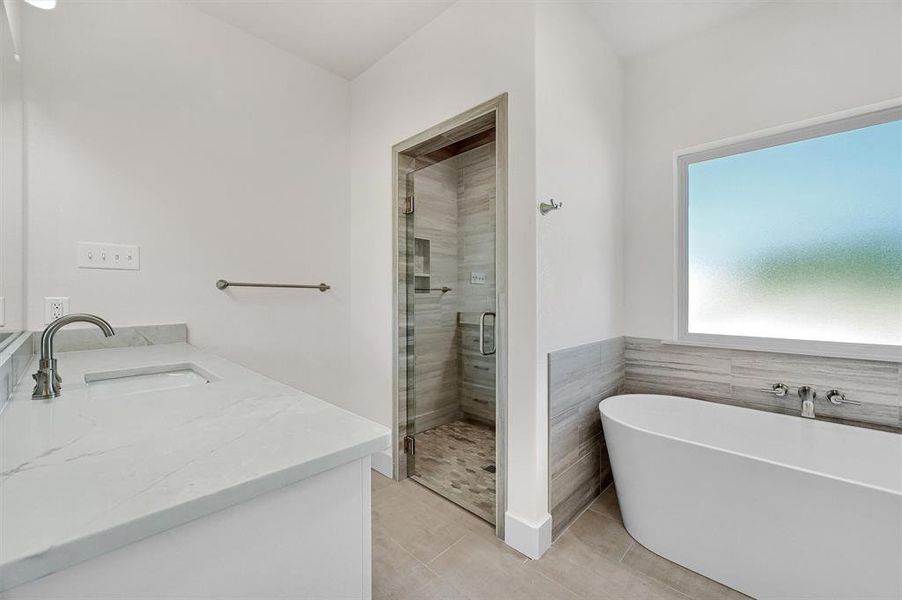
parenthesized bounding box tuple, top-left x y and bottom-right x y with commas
(404, 157, 461, 479)
(402, 140, 499, 524)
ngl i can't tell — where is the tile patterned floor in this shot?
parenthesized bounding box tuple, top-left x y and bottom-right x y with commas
(410, 419, 496, 524)
(372, 475, 750, 600)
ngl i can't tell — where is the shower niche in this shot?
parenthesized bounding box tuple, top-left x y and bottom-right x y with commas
(414, 237, 431, 292)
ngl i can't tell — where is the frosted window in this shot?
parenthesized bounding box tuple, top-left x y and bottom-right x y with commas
(687, 119, 902, 346)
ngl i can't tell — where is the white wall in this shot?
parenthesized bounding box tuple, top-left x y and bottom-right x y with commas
(22, 2, 353, 406)
(622, 1, 902, 339)
(0, 2, 23, 332)
(348, 1, 545, 531)
(535, 2, 624, 391)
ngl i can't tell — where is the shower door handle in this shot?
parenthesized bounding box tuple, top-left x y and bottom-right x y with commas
(479, 312, 496, 356)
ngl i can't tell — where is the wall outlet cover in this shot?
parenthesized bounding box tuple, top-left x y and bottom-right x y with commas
(44, 297, 69, 324)
(470, 271, 486, 285)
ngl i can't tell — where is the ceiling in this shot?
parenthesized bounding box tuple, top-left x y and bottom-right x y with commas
(583, 1, 770, 58)
(184, 0, 769, 80)
(184, 0, 454, 80)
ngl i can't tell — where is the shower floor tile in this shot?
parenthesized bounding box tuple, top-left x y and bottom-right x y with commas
(411, 418, 496, 524)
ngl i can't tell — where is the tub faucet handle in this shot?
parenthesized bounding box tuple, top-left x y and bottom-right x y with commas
(760, 383, 789, 397)
(825, 389, 861, 406)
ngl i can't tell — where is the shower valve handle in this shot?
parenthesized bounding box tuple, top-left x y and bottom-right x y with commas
(759, 383, 789, 397)
(825, 389, 860, 406)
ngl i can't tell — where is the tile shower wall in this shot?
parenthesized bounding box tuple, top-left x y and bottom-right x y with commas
(412, 159, 462, 433)
(457, 142, 497, 425)
(457, 142, 496, 314)
(459, 313, 496, 424)
(623, 337, 902, 430)
(548, 337, 624, 539)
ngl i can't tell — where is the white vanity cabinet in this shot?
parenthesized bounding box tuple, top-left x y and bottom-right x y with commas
(0, 343, 389, 599)
(3, 457, 374, 599)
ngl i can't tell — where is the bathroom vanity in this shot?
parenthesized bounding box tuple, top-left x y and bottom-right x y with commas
(0, 341, 389, 598)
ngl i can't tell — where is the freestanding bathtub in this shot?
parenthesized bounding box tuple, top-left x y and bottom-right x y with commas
(600, 394, 902, 600)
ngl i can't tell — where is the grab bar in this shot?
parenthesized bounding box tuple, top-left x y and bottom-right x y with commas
(216, 279, 330, 292)
(414, 286, 452, 293)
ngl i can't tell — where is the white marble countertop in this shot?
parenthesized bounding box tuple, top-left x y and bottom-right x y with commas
(0, 343, 390, 591)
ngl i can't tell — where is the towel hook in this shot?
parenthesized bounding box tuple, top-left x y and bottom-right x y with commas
(539, 198, 563, 215)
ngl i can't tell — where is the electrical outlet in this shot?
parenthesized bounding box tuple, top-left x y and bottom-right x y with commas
(77, 242, 140, 271)
(470, 271, 486, 285)
(44, 297, 69, 324)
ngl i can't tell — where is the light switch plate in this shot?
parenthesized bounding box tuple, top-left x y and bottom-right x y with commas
(78, 242, 140, 270)
(470, 271, 486, 285)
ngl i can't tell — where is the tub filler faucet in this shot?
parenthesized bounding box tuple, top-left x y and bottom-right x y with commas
(798, 385, 816, 419)
(32, 314, 115, 400)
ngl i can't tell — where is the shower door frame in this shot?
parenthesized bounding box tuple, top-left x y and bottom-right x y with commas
(391, 94, 509, 539)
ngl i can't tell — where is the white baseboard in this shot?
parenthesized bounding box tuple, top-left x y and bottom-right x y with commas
(504, 511, 552, 559)
(370, 448, 393, 478)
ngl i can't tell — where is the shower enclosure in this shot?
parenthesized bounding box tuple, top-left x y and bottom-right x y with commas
(394, 99, 507, 531)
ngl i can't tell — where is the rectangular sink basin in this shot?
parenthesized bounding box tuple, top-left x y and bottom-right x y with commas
(84, 363, 219, 398)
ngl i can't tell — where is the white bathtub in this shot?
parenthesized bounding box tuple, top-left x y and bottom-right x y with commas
(600, 394, 902, 600)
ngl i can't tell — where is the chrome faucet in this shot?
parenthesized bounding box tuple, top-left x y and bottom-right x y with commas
(32, 314, 115, 400)
(798, 385, 816, 419)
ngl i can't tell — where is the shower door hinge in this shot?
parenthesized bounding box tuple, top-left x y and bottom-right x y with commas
(404, 435, 416, 455)
(403, 195, 415, 215)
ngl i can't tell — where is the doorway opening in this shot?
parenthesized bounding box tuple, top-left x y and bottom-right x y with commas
(392, 95, 508, 537)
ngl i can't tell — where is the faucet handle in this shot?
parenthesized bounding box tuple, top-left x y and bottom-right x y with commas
(825, 389, 860, 406)
(759, 383, 789, 397)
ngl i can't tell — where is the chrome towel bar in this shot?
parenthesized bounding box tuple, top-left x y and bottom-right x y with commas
(216, 279, 330, 292)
